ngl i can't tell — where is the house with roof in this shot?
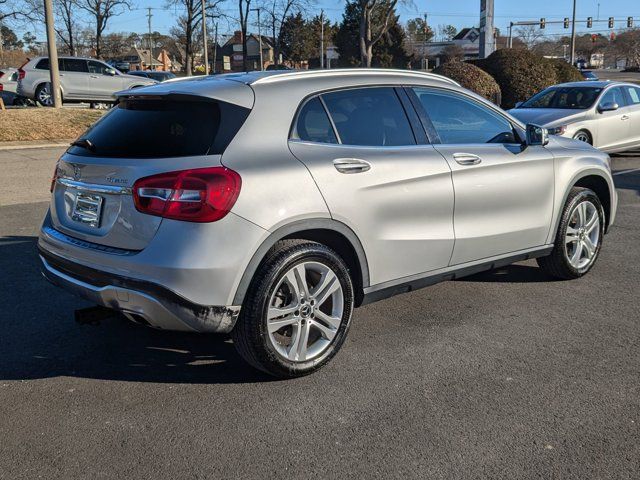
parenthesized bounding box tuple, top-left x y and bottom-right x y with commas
(221, 31, 275, 71)
(119, 47, 183, 72)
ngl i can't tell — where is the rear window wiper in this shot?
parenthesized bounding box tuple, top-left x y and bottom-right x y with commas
(70, 139, 96, 152)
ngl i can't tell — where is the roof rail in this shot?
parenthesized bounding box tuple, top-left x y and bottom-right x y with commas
(251, 68, 460, 87)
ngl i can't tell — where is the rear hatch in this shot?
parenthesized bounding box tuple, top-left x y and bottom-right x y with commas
(50, 81, 253, 251)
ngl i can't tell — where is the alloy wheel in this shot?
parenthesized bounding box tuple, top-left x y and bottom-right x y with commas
(38, 84, 53, 106)
(267, 261, 344, 362)
(565, 200, 600, 269)
(574, 132, 590, 143)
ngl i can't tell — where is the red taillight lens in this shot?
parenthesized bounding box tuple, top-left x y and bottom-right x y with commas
(50, 161, 59, 193)
(18, 68, 26, 80)
(133, 167, 241, 223)
(0, 84, 3, 92)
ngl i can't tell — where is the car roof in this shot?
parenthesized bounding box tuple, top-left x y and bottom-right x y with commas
(119, 69, 462, 107)
(553, 80, 627, 88)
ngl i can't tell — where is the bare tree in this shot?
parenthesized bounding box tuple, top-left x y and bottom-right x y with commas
(0, 0, 34, 23)
(26, 0, 82, 55)
(261, 0, 312, 65)
(516, 24, 543, 50)
(356, 0, 399, 68)
(237, 0, 252, 70)
(168, 0, 203, 75)
(75, 0, 131, 58)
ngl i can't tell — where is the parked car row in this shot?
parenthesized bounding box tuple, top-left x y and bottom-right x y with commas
(510, 81, 640, 152)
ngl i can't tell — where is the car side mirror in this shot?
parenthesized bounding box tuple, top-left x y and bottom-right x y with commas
(105, 68, 117, 76)
(514, 101, 523, 108)
(598, 102, 618, 112)
(525, 123, 549, 146)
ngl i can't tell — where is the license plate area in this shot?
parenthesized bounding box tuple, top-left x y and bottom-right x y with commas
(71, 192, 103, 228)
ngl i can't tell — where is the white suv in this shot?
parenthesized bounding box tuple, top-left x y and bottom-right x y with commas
(17, 56, 156, 106)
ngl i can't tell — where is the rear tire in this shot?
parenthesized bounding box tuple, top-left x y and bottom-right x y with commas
(232, 240, 354, 378)
(537, 187, 604, 279)
(35, 83, 54, 107)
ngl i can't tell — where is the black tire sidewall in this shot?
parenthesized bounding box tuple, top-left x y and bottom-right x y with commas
(241, 243, 354, 377)
(557, 189, 605, 276)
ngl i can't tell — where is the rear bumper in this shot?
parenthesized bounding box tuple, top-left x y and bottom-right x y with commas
(39, 248, 240, 333)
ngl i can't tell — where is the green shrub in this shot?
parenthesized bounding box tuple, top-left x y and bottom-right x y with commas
(477, 49, 558, 108)
(433, 60, 501, 104)
(547, 58, 583, 83)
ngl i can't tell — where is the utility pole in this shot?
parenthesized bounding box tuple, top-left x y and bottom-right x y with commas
(212, 18, 219, 74)
(570, 0, 577, 65)
(508, 21, 513, 48)
(147, 8, 153, 70)
(423, 12, 428, 70)
(320, 9, 324, 69)
(201, 0, 209, 74)
(250, 8, 263, 70)
(44, 0, 62, 108)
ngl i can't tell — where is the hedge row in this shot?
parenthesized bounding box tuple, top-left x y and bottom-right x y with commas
(436, 49, 584, 109)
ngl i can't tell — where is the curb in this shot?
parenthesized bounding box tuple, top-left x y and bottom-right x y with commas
(0, 139, 73, 151)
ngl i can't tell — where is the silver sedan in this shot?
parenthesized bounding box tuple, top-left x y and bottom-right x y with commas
(509, 81, 640, 153)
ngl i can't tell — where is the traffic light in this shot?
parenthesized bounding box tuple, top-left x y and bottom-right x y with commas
(587, 17, 593, 28)
(608, 17, 614, 29)
(564, 17, 570, 28)
(628, 17, 634, 28)
(540, 17, 546, 29)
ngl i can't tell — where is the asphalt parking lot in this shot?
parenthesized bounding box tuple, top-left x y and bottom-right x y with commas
(0, 147, 639, 479)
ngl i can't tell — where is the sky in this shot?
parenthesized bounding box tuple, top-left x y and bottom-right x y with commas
(27, 0, 640, 42)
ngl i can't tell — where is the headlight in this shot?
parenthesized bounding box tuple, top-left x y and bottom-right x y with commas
(547, 125, 567, 136)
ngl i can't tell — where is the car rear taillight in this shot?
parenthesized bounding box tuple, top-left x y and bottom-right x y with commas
(133, 167, 241, 223)
(0, 84, 3, 92)
(50, 161, 59, 193)
(17, 59, 29, 80)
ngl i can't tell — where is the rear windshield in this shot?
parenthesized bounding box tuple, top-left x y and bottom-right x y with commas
(68, 98, 250, 158)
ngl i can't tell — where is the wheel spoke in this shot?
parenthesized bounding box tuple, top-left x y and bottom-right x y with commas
(289, 321, 310, 361)
(267, 314, 299, 333)
(284, 270, 301, 299)
(577, 202, 586, 226)
(313, 271, 340, 307)
(582, 237, 596, 258)
(585, 213, 599, 234)
(565, 226, 579, 244)
(311, 319, 337, 341)
(314, 310, 341, 330)
(570, 240, 583, 265)
(293, 264, 311, 299)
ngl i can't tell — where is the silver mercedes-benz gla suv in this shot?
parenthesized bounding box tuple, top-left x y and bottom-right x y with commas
(39, 69, 617, 378)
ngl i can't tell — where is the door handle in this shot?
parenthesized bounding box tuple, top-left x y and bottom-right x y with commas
(453, 153, 482, 165)
(333, 158, 371, 174)
(621, 115, 630, 121)
(90, 75, 99, 79)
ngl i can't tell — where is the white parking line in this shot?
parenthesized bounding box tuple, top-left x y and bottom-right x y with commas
(613, 168, 640, 176)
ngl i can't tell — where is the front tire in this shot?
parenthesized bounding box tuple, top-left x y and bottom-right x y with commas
(573, 130, 592, 144)
(232, 240, 354, 378)
(537, 187, 604, 279)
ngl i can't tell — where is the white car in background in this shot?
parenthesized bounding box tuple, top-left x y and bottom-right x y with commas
(0, 68, 18, 93)
(17, 56, 156, 106)
(509, 81, 640, 153)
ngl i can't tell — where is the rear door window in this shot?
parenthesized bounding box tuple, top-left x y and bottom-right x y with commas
(63, 59, 89, 73)
(291, 97, 337, 144)
(68, 98, 250, 158)
(624, 86, 640, 105)
(35, 58, 63, 70)
(321, 87, 416, 146)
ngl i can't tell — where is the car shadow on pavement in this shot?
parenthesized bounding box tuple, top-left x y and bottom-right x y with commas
(0, 236, 275, 384)
(458, 263, 558, 283)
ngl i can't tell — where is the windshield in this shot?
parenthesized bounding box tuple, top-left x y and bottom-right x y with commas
(520, 86, 602, 109)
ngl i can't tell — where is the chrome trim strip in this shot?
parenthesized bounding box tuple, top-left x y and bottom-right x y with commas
(57, 177, 132, 195)
(41, 226, 138, 256)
